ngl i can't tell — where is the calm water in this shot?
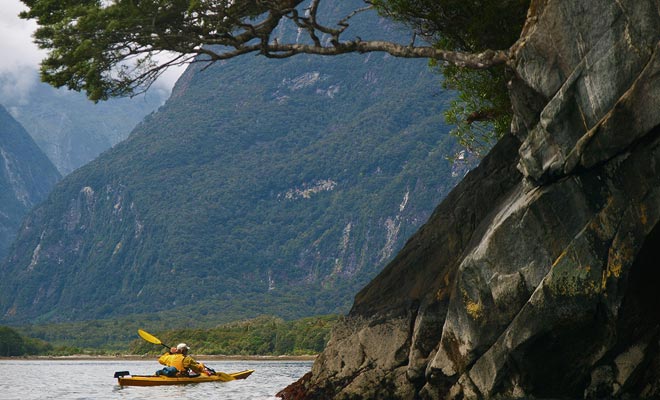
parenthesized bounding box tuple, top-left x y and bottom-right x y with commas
(0, 359, 312, 400)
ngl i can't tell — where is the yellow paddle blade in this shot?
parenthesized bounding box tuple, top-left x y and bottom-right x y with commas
(138, 329, 163, 346)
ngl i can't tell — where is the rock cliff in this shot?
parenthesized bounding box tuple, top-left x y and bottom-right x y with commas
(279, 1, 660, 398)
(0, 104, 60, 260)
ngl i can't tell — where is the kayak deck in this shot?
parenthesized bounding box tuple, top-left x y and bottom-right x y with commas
(116, 369, 254, 386)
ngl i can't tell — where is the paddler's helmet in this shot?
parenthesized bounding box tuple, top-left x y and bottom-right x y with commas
(176, 343, 190, 352)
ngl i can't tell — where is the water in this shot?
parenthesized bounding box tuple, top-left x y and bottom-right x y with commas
(0, 359, 312, 400)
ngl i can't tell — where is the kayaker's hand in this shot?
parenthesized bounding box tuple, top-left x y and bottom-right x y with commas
(170, 347, 178, 353)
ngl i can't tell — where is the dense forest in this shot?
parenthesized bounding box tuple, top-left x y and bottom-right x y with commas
(131, 315, 338, 356)
(7, 315, 337, 356)
(0, 326, 52, 356)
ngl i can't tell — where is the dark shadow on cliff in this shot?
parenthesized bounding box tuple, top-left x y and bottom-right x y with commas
(612, 220, 660, 395)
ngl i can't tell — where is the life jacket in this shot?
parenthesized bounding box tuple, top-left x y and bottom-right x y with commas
(158, 353, 185, 372)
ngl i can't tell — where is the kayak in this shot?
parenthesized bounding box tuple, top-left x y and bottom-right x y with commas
(115, 369, 254, 386)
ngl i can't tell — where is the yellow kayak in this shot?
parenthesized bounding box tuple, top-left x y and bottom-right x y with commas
(115, 369, 254, 386)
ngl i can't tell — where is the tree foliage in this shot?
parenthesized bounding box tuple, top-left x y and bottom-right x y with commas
(21, 0, 513, 101)
(132, 315, 339, 356)
(374, 0, 529, 156)
(17, 314, 337, 355)
(0, 326, 52, 356)
(371, 0, 528, 50)
(21, 0, 530, 154)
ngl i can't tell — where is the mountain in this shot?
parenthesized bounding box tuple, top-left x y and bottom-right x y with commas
(0, 104, 60, 260)
(0, 78, 165, 175)
(0, 5, 466, 325)
(279, 1, 660, 399)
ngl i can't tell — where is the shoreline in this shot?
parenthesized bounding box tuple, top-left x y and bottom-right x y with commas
(1, 354, 317, 361)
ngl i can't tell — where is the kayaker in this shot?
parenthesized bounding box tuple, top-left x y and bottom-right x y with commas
(157, 343, 213, 377)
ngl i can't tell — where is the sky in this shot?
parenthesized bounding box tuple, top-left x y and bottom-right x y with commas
(0, 1, 43, 101)
(0, 1, 183, 104)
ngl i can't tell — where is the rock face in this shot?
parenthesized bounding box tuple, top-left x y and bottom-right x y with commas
(0, 104, 61, 260)
(280, 1, 660, 399)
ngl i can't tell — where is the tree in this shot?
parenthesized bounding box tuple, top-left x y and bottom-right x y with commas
(21, 0, 529, 148)
(373, 0, 529, 156)
(0, 326, 24, 356)
(0, 325, 52, 356)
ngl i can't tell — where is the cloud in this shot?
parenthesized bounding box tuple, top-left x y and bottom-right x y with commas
(0, 0, 183, 104)
(147, 52, 187, 95)
(0, 1, 42, 103)
(0, 2, 42, 70)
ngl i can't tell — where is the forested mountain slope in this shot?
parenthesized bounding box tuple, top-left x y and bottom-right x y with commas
(0, 6, 464, 324)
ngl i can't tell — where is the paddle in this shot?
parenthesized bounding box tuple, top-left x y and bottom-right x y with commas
(137, 329, 235, 381)
(138, 329, 171, 349)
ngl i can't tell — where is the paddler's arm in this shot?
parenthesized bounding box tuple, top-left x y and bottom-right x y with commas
(158, 347, 178, 366)
(183, 356, 211, 375)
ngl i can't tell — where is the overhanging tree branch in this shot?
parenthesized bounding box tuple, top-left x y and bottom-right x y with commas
(253, 42, 509, 69)
(21, 0, 515, 100)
